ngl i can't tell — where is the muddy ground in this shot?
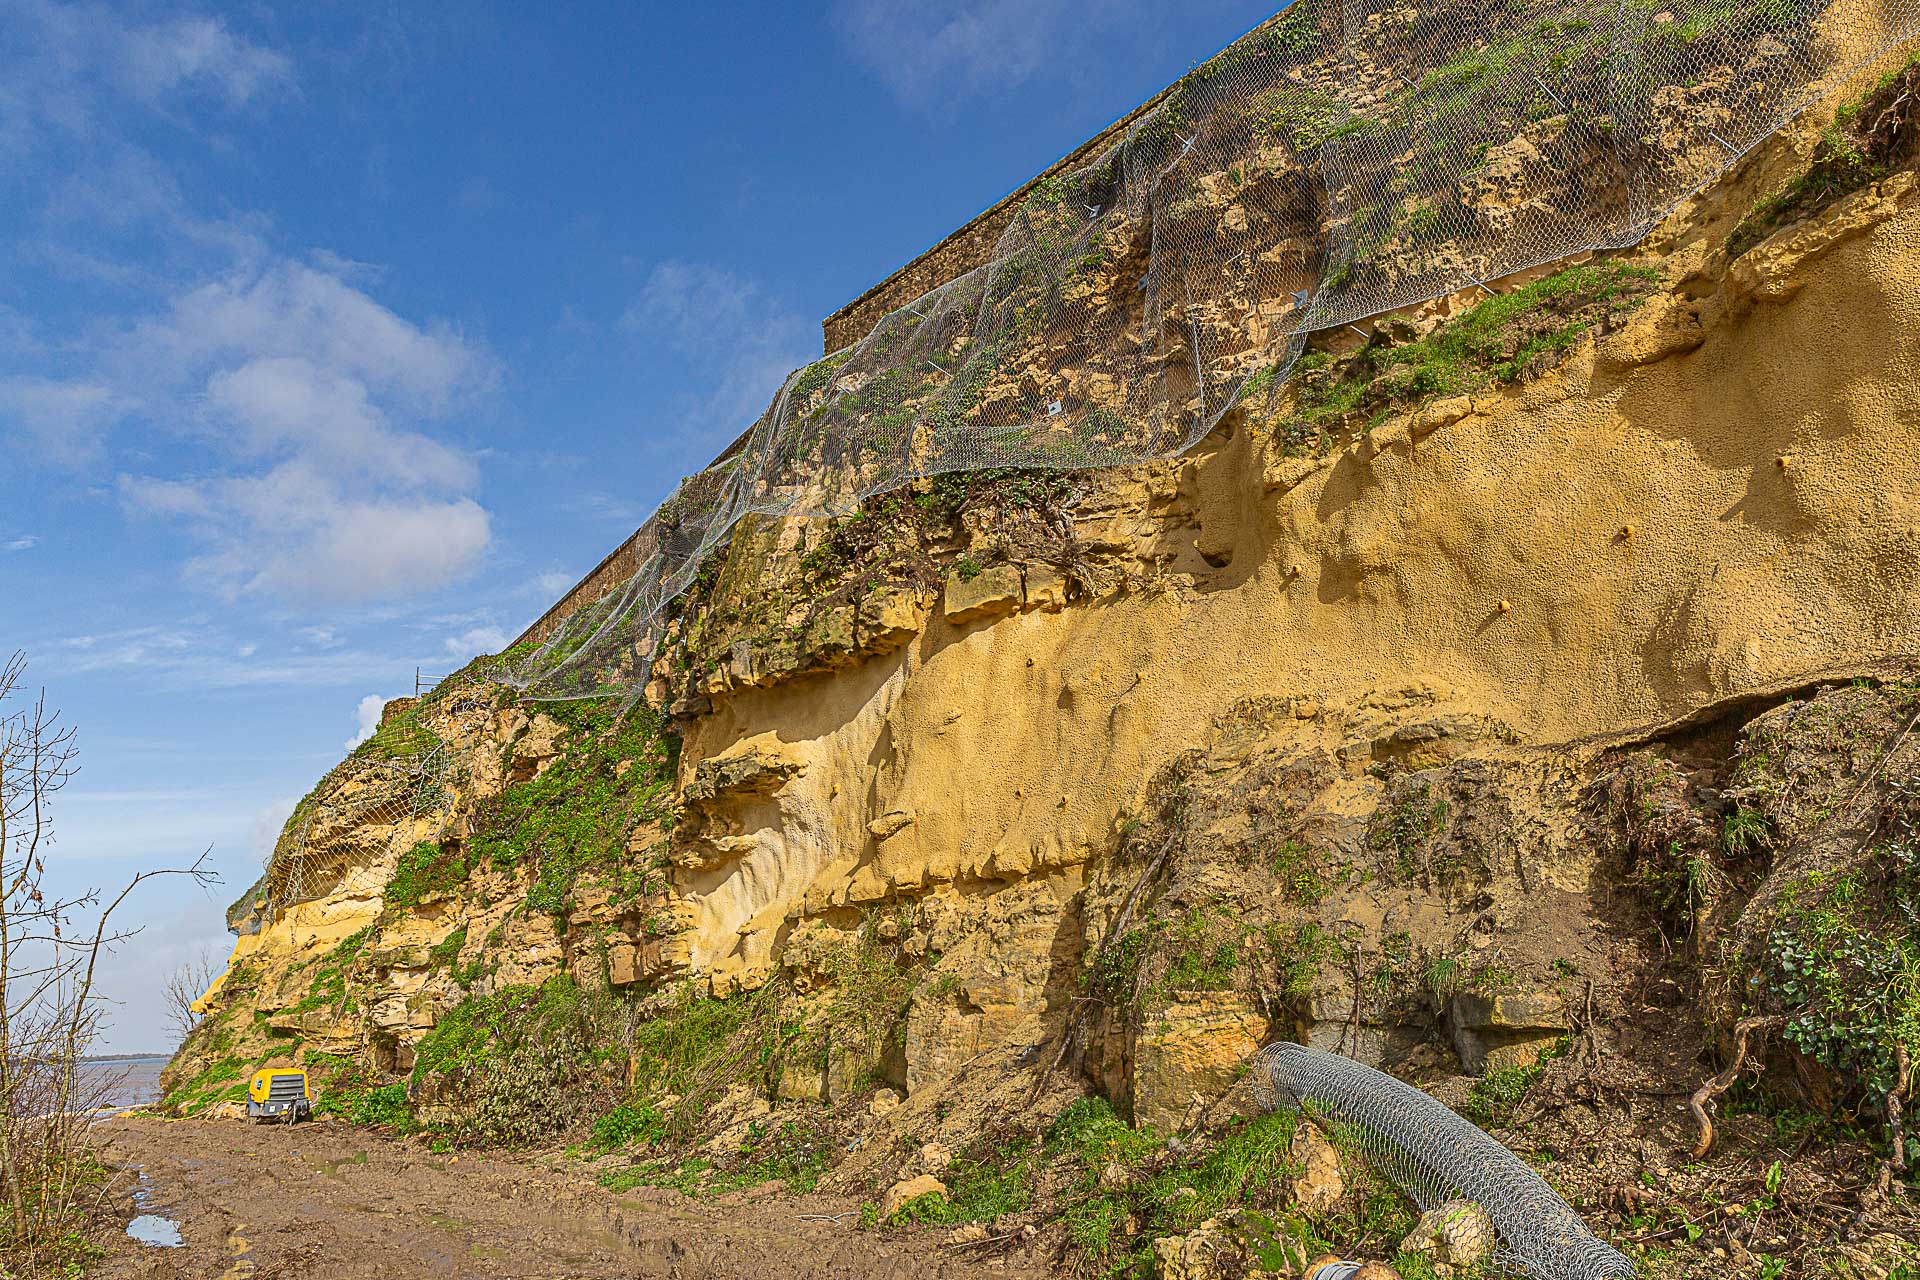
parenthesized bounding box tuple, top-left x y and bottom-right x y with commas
(96, 1115, 1035, 1280)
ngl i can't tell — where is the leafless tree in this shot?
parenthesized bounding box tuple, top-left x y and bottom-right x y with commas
(162, 946, 222, 1046)
(1, 651, 218, 1273)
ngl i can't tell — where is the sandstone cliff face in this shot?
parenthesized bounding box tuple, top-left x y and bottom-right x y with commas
(664, 165, 1920, 1006)
(170, 83, 1920, 1161)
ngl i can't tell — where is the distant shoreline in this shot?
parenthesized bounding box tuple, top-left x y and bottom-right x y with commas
(83, 1053, 169, 1063)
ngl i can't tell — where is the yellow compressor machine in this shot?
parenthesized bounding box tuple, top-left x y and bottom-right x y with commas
(246, 1067, 312, 1123)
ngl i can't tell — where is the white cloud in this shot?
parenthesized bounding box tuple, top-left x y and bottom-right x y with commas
(0, 376, 128, 464)
(0, 1, 292, 149)
(104, 261, 498, 604)
(830, 0, 1145, 106)
(114, 13, 292, 108)
(128, 262, 491, 414)
(55, 625, 191, 668)
(442, 624, 508, 663)
(623, 260, 816, 441)
(4, 535, 38, 552)
(534, 569, 576, 596)
(345, 693, 388, 750)
(24, 620, 419, 692)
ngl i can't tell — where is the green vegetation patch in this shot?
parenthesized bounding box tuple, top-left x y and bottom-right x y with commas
(1370, 779, 1453, 883)
(1025, 1097, 1425, 1274)
(590, 1100, 668, 1151)
(1729, 56, 1920, 259)
(599, 1119, 830, 1197)
(427, 927, 468, 970)
(384, 840, 472, 913)
(1462, 1042, 1563, 1128)
(351, 702, 441, 761)
(411, 976, 624, 1145)
(1761, 863, 1920, 1101)
(1270, 838, 1357, 907)
(469, 698, 679, 918)
(286, 927, 372, 1015)
(1272, 260, 1660, 444)
(626, 990, 759, 1102)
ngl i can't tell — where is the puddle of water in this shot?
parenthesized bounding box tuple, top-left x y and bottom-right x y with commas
(127, 1214, 183, 1248)
(309, 1150, 370, 1181)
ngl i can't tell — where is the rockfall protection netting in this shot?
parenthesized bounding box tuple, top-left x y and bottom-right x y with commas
(504, 0, 1919, 704)
(1252, 1042, 1636, 1279)
(263, 683, 470, 921)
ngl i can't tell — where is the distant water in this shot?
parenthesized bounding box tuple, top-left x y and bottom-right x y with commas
(80, 1056, 168, 1115)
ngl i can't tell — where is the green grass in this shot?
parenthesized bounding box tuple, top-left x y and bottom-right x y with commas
(329, 1082, 412, 1128)
(1728, 56, 1919, 259)
(1032, 1098, 1426, 1274)
(1287, 261, 1661, 435)
(384, 840, 472, 913)
(1270, 839, 1353, 907)
(590, 1100, 667, 1151)
(1370, 781, 1452, 882)
(351, 704, 441, 761)
(427, 927, 468, 970)
(1461, 1041, 1564, 1127)
(468, 698, 678, 918)
(884, 1141, 1039, 1225)
(1722, 805, 1771, 857)
(626, 991, 757, 1098)
(285, 927, 372, 1015)
(599, 1120, 831, 1198)
(1159, 906, 1246, 994)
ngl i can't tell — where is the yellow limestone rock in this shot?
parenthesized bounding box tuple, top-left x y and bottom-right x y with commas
(1132, 991, 1267, 1134)
(1400, 1199, 1496, 1268)
(881, 1174, 946, 1218)
(943, 562, 1023, 623)
(1288, 1125, 1345, 1215)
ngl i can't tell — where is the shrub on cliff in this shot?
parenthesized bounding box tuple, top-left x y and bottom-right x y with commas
(1714, 684, 1920, 1145)
(411, 976, 624, 1145)
(1730, 54, 1920, 258)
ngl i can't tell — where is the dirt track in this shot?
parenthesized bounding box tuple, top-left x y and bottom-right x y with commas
(96, 1116, 1037, 1280)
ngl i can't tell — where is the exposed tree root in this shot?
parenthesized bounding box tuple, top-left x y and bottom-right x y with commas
(1690, 1016, 1784, 1159)
(1878, 1043, 1911, 1196)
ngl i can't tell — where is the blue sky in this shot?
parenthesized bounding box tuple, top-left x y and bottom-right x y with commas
(0, 0, 1278, 1052)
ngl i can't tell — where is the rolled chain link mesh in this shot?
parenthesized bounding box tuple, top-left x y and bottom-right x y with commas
(1252, 1042, 1637, 1280)
(500, 0, 1920, 704)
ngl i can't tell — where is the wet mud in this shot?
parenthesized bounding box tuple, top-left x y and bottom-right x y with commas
(97, 1116, 1031, 1279)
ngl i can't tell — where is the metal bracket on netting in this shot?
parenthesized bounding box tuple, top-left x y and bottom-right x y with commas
(1533, 74, 1569, 112)
(1706, 128, 1741, 156)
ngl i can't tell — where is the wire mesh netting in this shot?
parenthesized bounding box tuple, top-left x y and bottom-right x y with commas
(264, 681, 472, 921)
(1251, 1041, 1637, 1279)
(503, 0, 1919, 704)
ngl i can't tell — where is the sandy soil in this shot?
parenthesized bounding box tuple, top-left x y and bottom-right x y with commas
(95, 1116, 1040, 1280)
